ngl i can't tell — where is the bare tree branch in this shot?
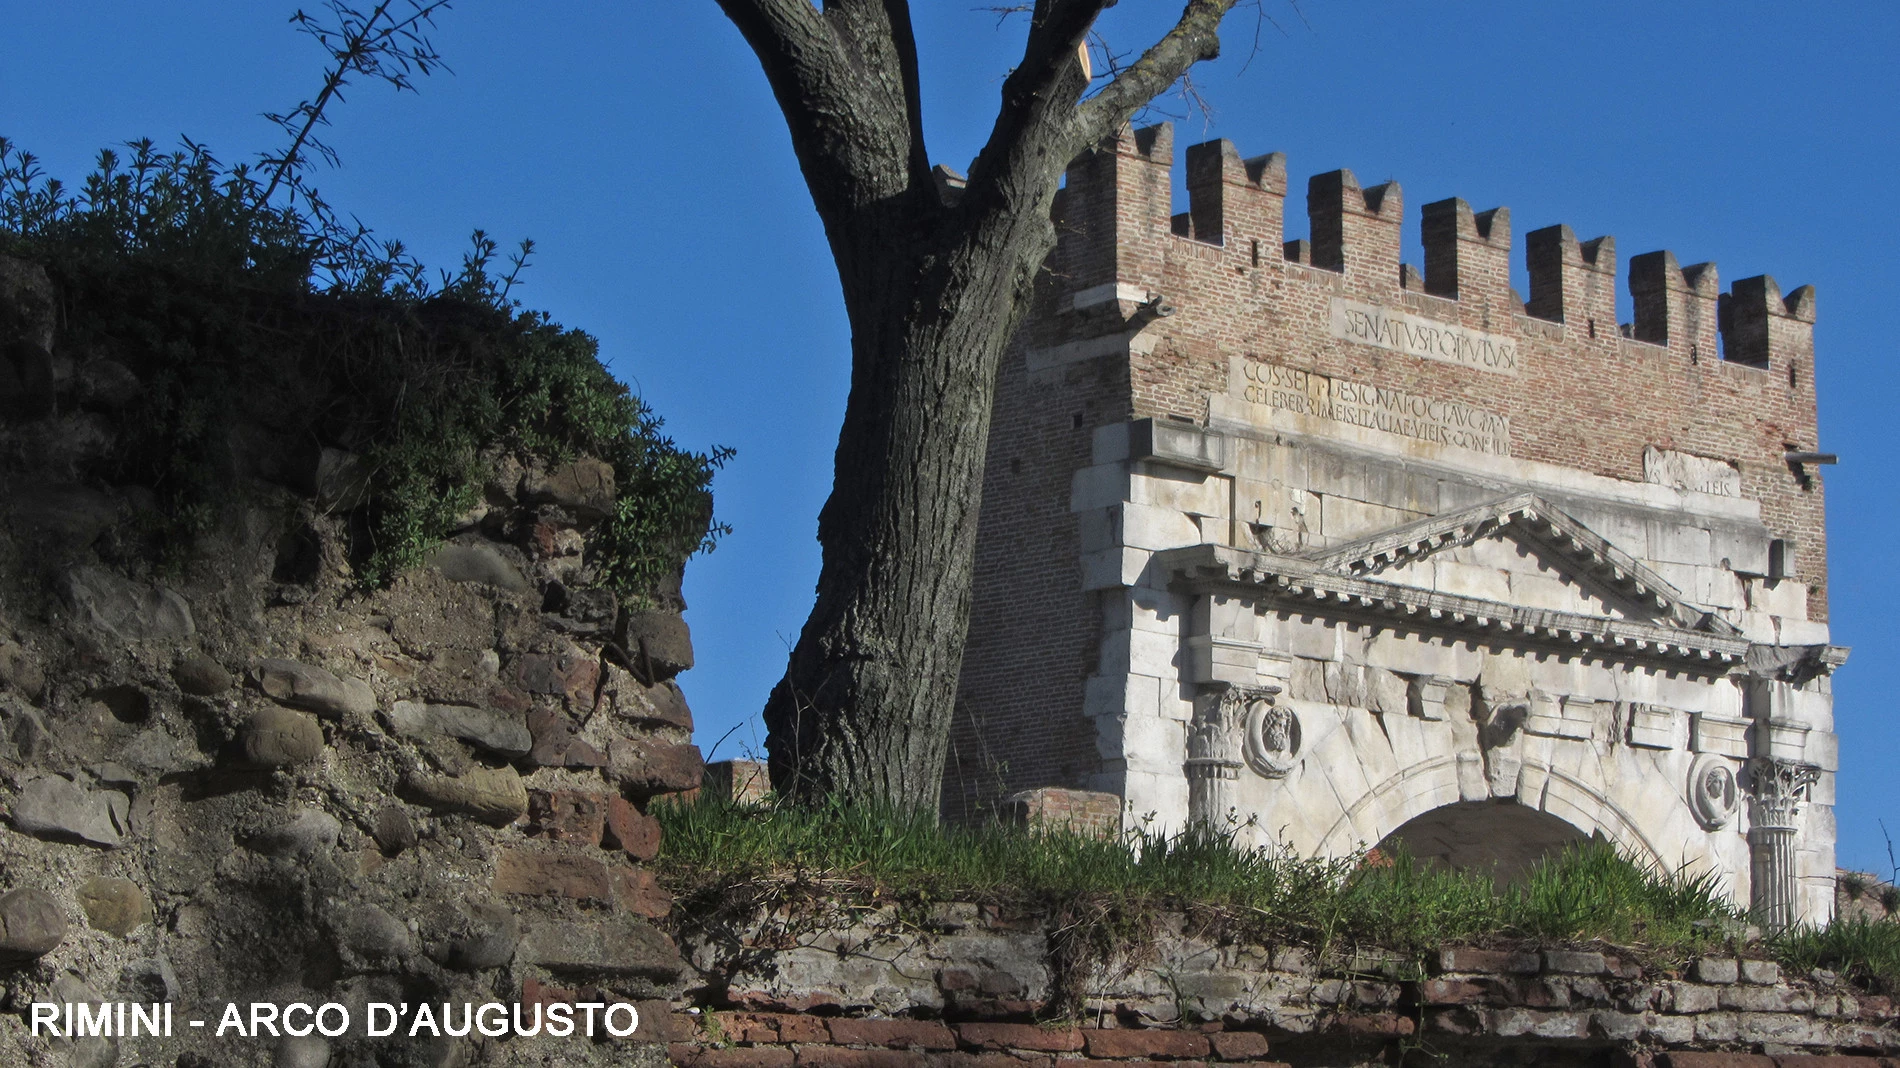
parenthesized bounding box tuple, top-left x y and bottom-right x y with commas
(1070, 0, 1239, 150)
(962, 0, 1107, 210)
(714, 0, 919, 221)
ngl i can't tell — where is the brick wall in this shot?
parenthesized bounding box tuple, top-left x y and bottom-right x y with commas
(657, 904, 1899, 1068)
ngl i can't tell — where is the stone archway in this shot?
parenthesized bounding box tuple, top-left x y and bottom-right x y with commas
(1376, 799, 1590, 883)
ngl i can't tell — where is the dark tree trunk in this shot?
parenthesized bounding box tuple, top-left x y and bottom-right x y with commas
(715, 0, 1239, 810)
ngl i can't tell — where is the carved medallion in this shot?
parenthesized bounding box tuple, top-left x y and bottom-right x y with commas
(1687, 754, 1739, 830)
(1241, 691, 1301, 779)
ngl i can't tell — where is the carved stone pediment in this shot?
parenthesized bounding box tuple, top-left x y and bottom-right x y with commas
(1159, 493, 1750, 672)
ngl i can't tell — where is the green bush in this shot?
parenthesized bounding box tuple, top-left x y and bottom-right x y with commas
(0, 136, 726, 597)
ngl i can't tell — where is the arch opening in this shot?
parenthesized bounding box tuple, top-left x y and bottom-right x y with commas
(1377, 800, 1590, 884)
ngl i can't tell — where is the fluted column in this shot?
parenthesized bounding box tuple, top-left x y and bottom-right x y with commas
(1747, 758, 1820, 930)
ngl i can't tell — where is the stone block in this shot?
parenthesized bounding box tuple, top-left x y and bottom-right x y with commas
(387, 700, 532, 757)
(0, 888, 68, 960)
(1692, 957, 1739, 984)
(1542, 950, 1607, 975)
(11, 772, 124, 847)
(619, 610, 694, 680)
(77, 877, 150, 937)
(404, 765, 529, 825)
(518, 915, 683, 979)
(1658, 1055, 1775, 1068)
(1436, 947, 1541, 974)
(0, 639, 45, 700)
(173, 653, 231, 696)
(254, 658, 376, 719)
(522, 456, 617, 522)
(676, 1047, 797, 1068)
(241, 706, 326, 766)
(494, 847, 615, 902)
(704, 758, 772, 804)
(610, 738, 705, 798)
(1691, 713, 1751, 758)
(427, 541, 530, 592)
(1739, 958, 1781, 985)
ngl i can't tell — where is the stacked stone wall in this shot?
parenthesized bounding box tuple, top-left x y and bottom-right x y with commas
(0, 257, 699, 1067)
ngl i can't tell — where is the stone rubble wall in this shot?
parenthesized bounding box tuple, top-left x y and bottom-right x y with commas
(0, 256, 700, 1067)
(664, 905, 1898, 1068)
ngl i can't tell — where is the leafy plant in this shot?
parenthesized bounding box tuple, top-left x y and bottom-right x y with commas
(0, 3, 727, 598)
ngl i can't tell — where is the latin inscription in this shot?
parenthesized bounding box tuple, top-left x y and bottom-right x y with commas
(1329, 298, 1519, 375)
(1236, 361, 1512, 456)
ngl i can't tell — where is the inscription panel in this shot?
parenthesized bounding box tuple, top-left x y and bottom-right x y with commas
(1234, 360, 1512, 456)
(1330, 298, 1520, 375)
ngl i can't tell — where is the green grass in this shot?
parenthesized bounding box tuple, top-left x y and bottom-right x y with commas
(1772, 915, 1900, 994)
(655, 797, 1900, 994)
(655, 797, 1743, 967)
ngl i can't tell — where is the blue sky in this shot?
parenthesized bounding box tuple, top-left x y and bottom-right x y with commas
(5, 2, 1893, 872)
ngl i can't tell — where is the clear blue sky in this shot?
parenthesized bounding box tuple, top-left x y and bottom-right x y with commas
(5, 2, 1893, 873)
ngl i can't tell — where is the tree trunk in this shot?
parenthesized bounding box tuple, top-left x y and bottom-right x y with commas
(763, 188, 1057, 810)
(717, 0, 1240, 811)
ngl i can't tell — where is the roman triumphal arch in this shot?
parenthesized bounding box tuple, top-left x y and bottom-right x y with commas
(953, 124, 1843, 926)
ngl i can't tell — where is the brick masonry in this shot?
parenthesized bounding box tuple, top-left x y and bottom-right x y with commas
(658, 905, 1897, 1068)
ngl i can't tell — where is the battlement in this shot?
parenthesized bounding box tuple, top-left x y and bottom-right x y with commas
(1055, 123, 1816, 372)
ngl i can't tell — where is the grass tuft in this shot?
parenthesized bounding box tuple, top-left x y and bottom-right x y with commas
(656, 797, 1746, 967)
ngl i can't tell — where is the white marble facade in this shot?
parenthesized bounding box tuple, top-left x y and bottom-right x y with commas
(1073, 396, 1842, 925)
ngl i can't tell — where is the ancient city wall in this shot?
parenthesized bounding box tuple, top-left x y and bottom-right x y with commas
(0, 257, 704, 1067)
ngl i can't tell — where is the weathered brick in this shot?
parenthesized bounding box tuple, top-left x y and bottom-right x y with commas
(1436, 947, 1540, 974)
(953, 1023, 1082, 1052)
(827, 1019, 956, 1049)
(605, 795, 663, 859)
(715, 1012, 831, 1044)
(1080, 1029, 1210, 1059)
(795, 1048, 928, 1068)
(525, 788, 606, 843)
(511, 651, 600, 708)
(673, 1046, 797, 1068)
(922, 1054, 1054, 1068)
(1659, 1055, 1776, 1068)
(1415, 978, 1491, 1005)
(492, 846, 612, 901)
(1207, 1031, 1271, 1060)
(612, 865, 674, 917)
(1328, 1013, 1414, 1036)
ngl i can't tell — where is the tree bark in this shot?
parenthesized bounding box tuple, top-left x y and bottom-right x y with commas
(716, 0, 1239, 809)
